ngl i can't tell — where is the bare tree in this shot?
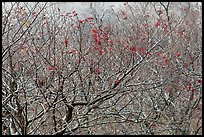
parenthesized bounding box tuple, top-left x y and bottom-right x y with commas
(2, 2, 202, 135)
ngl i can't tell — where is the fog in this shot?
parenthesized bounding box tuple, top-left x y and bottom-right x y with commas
(58, 2, 125, 19)
(3, 2, 128, 21)
(3, 2, 201, 19)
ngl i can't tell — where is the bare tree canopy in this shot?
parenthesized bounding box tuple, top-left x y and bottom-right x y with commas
(2, 2, 202, 135)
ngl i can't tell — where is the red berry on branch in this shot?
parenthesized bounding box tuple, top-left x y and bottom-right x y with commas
(87, 17, 94, 20)
(198, 79, 202, 83)
(176, 52, 182, 57)
(48, 66, 55, 71)
(129, 46, 136, 54)
(187, 82, 191, 91)
(71, 49, 76, 53)
(140, 47, 147, 55)
(64, 39, 68, 46)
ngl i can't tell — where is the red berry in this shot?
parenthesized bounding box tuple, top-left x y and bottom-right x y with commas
(71, 49, 76, 53)
(64, 39, 68, 46)
(198, 79, 202, 83)
(48, 66, 55, 71)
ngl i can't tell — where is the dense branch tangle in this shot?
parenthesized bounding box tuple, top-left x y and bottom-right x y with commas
(2, 2, 202, 135)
